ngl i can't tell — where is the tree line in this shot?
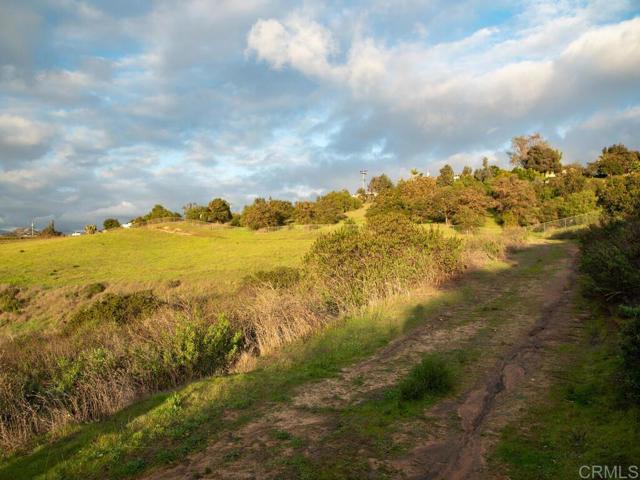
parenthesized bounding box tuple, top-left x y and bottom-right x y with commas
(78, 134, 639, 234)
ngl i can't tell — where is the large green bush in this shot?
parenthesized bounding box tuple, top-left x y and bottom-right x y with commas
(304, 213, 462, 308)
(69, 291, 161, 329)
(579, 218, 640, 304)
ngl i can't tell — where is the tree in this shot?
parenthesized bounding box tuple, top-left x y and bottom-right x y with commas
(134, 204, 181, 224)
(437, 164, 455, 186)
(103, 218, 120, 230)
(183, 204, 210, 221)
(365, 188, 410, 220)
(356, 187, 368, 202)
(207, 198, 232, 223)
(474, 157, 494, 182)
(84, 224, 98, 235)
(596, 173, 640, 219)
(587, 144, 640, 177)
(521, 144, 562, 174)
(432, 183, 494, 225)
(461, 166, 473, 177)
(397, 175, 438, 222)
(39, 220, 62, 237)
(368, 174, 394, 194)
(558, 190, 597, 217)
(491, 176, 540, 225)
(318, 190, 362, 213)
(549, 165, 587, 196)
(508, 133, 547, 166)
(293, 201, 317, 224)
(241, 198, 294, 230)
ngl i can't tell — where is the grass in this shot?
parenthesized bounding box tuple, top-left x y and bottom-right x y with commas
(0, 238, 571, 480)
(398, 355, 455, 401)
(491, 300, 640, 479)
(0, 223, 332, 289)
(0, 267, 471, 480)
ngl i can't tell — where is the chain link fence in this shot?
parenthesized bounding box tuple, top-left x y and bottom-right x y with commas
(526, 211, 600, 233)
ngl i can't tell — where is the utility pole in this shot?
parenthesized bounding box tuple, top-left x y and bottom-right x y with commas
(31, 219, 34, 237)
(360, 169, 368, 192)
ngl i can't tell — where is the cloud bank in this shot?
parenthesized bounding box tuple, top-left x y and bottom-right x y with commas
(0, 0, 639, 231)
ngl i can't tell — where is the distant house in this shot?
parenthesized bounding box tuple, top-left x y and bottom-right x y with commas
(71, 231, 83, 237)
(122, 222, 133, 229)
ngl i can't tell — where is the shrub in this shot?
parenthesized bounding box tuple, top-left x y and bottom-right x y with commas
(620, 306, 640, 402)
(398, 355, 454, 401)
(0, 286, 25, 313)
(133, 204, 181, 224)
(229, 213, 242, 226)
(161, 315, 243, 378)
(84, 224, 98, 235)
(579, 218, 640, 303)
(184, 199, 232, 223)
(244, 266, 302, 289)
(558, 190, 597, 217)
(597, 173, 640, 220)
(69, 291, 161, 329)
(368, 174, 394, 194)
(39, 221, 62, 237)
(241, 198, 294, 230)
(365, 188, 410, 220)
(103, 218, 121, 230)
(491, 176, 539, 226)
(305, 212, 462, 309)
(453, 206, 484, 232)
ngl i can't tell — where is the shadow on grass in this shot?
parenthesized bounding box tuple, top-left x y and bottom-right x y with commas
(0, 239, 574, 480)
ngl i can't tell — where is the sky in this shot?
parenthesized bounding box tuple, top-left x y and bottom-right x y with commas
(1, 0, 639, 232)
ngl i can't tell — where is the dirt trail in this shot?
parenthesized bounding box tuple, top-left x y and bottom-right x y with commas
(143, 241, 580, 480)
(393, 244, 580, 479)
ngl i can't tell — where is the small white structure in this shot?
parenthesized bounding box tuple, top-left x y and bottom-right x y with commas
(71, 231, 83, 237)
(122, 222, 133, 229)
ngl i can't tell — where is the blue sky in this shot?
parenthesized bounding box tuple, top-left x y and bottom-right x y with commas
(1, 0, 639, 231)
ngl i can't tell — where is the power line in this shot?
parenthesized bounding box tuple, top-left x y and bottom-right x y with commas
(359, 169, 368, 192)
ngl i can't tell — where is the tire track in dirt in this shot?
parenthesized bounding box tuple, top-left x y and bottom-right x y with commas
(392, 243, 580, 479)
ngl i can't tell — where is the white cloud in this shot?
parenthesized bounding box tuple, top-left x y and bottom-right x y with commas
(247, 15, 339, 78)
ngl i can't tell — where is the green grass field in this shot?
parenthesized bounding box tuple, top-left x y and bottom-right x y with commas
(0, 223, 332, 290)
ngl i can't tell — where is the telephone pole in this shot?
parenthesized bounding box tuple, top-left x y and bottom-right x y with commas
(359, 169, 368, 192)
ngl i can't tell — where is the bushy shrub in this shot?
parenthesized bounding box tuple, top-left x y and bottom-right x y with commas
(579, 218, 640, 303)
(305, 212, 462, 309)
(365, 188, 410, 220)
(184, 199, 232, 223)
(103, 218, 120, 230)
(69, 291, 161, 329)
(241, 198, 293, 230)
(620, 306, 640, 403)
(160, 315, 242, 378)
(398, 355, 454, 401)
(133, 204, 181, 224)
(244, 266, 302, 289)
(597, 173, 640, 220)
(39, 221, 62, 237)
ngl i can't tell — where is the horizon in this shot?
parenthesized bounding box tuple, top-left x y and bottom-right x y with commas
(1, 0, 640, 232)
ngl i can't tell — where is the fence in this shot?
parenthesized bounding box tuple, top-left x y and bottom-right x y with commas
(526, 211, 600, 233)
(130, 217, 228, 229)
